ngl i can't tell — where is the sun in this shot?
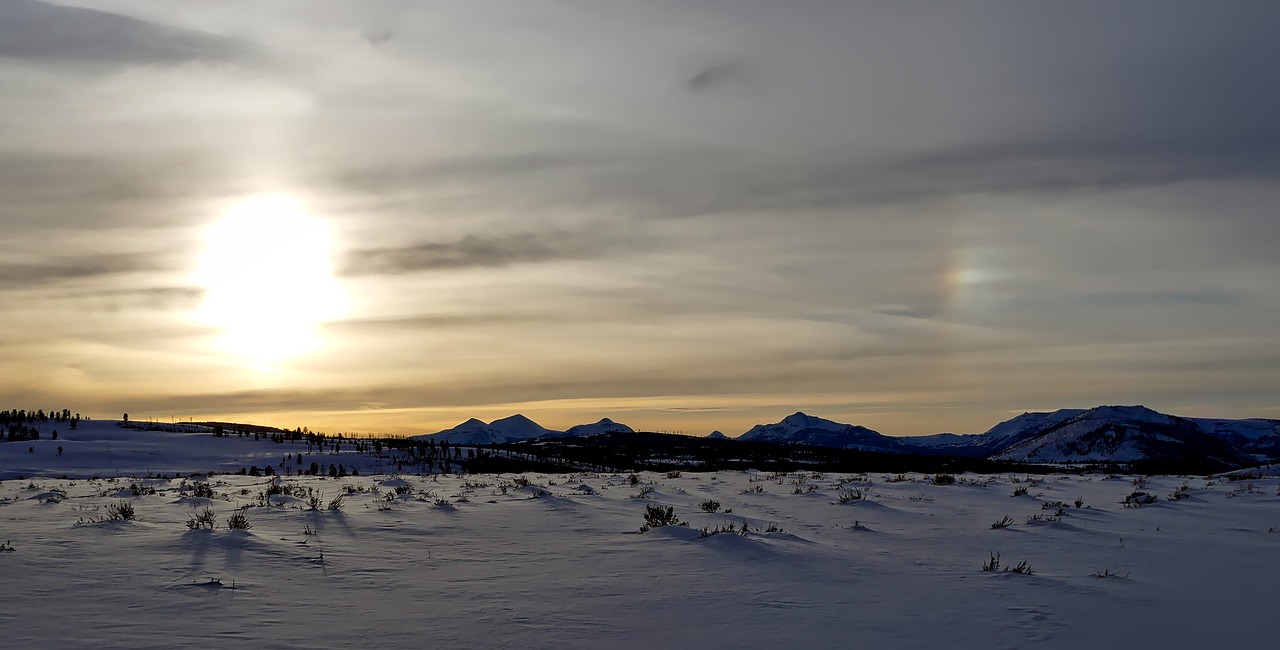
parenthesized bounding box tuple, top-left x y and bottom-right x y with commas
(195, 194, 345, 363)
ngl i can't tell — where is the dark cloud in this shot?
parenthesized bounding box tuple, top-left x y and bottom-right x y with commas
(342, 231, 632, 276)
(1077, 291, 1243, 308)
(687, 61, 748, 91)
(2, 0, 1279, 435)
(328, 151, 610, 195)
(0, 151, 241, 234)
(44, 286, 204, 312)
(0, 254, 162, 288)
(326, 311, 562, 332)
(0, 0, 264, 66)
(364, 31, 393, 46)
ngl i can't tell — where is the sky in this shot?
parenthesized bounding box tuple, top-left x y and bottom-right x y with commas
(2, 0, 1278, 437)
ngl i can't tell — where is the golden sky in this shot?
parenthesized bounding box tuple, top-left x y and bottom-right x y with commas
(2, 0, 1278, 437)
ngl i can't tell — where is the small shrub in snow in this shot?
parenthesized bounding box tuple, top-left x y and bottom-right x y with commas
(639, 505, 687, 532)
(1092, 569, 1128, 579)
(699, 521, 746, 538)
(1006, 560, 1034, 575)
(225, 509, 252, 530)
(836, 489, 865, 503)
(512, 476, 531, 488)
(632, 485, 656, 499)
(1169, 484, 1191, 501)
(106, 501, 135, 521)
(1012, 486, 1028, 497)
(740, 485, 764, 494)
(1122, 491, 1157, 508)
(628, 474, 640, 487)
(700, 499, 722, 513)
(327, 494, 346, 511)
(1026, 512, 1061, 524)
(665, 471, 682, 479)
(982, 552, 1001, 572)
(931, 474, 956, 486)
(981, 552, 1033, 574)
(186, 507, 217, 530)
(991, 515, 1014, 529)
(1074, 496, 1086, 508)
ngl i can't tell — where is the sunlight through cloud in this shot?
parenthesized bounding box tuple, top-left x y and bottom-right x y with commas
(195, 194, 346, 363)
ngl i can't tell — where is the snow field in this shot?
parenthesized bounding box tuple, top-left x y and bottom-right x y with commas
(2, 469, 1278, 648)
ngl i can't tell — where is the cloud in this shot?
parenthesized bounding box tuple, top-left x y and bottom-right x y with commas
(325, 311, 563, 332)
(0, 254, 161, 288)
(0, 0, 266, 66)
(342, 231, 634, 276)
(2, 0, 1278, 436)
(686, 61, 748, 91)
(46, 286, 205, 313)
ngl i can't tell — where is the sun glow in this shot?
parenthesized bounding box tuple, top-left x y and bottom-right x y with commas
(195, 195, 345, 363)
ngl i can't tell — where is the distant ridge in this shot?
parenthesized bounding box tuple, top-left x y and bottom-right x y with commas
(723, 406, 1279, 467)
(399, 405, 1278, 467)
(564, 418, 634, 437)
(411, 415, 635, 445)
(737, 412, 909, 452)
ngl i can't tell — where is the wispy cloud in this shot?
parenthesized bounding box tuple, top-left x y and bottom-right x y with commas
(1, 0, 1277, 436)
(0, 0, 266, 66)
(342, 231, 636, 276)
(0, 254, 161, 288)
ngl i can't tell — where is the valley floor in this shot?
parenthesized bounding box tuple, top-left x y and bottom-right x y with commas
(2, 469, 1278, 649)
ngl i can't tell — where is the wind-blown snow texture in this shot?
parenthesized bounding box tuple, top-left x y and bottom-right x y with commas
(3, 418, 1280, 648)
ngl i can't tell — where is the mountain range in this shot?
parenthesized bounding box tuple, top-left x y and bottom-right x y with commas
(411, 416, 634, 445)
(411, 405, 1280, 467)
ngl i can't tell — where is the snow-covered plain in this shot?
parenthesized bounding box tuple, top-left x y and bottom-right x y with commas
(2, 422, 1279, 648)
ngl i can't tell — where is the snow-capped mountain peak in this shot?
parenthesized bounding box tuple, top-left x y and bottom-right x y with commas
(411, 414, 559, 445)
(776, 412, 846, 432)
(487, 414, 554, 440)
(739, 413, 901, 451)
(564, 418, 635, 437)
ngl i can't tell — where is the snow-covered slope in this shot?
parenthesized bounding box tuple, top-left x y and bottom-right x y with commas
(1190, 417, 1280, 458)
(994, 405, 1251, 467)
(908, 409, 1088, 456)
(3, 463, 1279, 649)
(0, 418, 401, 479)
(738, 412, 906, 452)
(564, 418, 634, 437)
(411, 414, 560, 445)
